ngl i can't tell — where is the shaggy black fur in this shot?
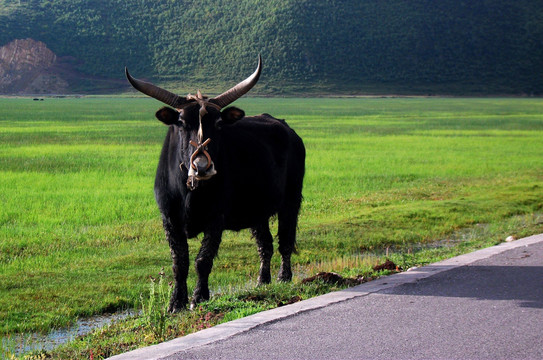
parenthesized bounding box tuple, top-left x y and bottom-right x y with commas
(153, 103, 305, 311)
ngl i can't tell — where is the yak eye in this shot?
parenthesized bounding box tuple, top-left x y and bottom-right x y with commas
(177, 112, 188, 127)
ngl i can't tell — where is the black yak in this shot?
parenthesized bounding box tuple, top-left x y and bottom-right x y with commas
(125, 56, 305, 311)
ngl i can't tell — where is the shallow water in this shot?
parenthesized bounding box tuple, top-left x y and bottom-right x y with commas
(2, 310, 137, 357)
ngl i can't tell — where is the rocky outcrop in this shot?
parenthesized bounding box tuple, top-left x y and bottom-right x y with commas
(0, 38, 68, 94)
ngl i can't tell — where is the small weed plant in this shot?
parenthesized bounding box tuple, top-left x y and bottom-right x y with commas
(139, 268, 173, 340)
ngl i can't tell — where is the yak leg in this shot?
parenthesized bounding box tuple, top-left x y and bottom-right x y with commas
(277, 203, 301, 282)
(162, 216, 189, 312)
(252, 221, 273, 285)
(192, 227, 222, 308)
(277, 155, 304, 282)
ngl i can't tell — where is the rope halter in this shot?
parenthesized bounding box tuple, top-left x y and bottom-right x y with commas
(182, 91, 220, 190)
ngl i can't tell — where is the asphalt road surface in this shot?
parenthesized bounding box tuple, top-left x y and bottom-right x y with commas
(109, 234, 543, 360)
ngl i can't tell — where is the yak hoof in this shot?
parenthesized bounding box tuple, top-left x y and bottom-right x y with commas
(190, 290, 209, 309)
(168, 302, 186, 313)
(168, 296, 188, 313)
(277, 271, 292, 282)
(168, 286, 188, 313)
(257, 274, 272, 286)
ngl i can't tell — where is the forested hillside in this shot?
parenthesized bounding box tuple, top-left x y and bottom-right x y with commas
(1, 0, 542, 94)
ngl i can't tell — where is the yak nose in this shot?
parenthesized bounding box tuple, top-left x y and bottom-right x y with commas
(188, 138, 217, 181)
(193, 155, 209, 175)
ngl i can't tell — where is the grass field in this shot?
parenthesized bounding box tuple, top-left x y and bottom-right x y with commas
(1, 97, 543, 358)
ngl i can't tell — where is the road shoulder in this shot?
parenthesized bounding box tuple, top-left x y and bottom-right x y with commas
(108, 233, 543, 360)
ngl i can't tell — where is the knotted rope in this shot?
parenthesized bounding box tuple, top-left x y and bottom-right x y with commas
(182, 91, 220, 190)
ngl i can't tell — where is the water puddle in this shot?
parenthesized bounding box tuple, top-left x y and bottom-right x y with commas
(2, 310, 137, 357)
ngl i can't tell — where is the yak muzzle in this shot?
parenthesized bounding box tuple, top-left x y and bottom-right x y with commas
(188, 139, 217, 183)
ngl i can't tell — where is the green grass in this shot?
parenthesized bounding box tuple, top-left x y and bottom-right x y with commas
(1, 97, 543, 358)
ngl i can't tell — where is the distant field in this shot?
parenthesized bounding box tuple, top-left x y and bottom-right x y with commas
(1, 97, 543, 337)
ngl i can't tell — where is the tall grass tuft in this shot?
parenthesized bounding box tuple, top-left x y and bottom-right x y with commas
(139, 268, 173, 340)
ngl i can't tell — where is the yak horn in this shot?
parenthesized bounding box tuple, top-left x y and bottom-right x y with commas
(125, 67, 189, 108)
(211, 55, 262, 109)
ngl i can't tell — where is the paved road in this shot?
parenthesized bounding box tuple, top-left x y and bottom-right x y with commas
(110, 234, 543, 360)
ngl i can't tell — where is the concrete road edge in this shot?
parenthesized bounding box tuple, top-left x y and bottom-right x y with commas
(108, 233, 543, 360)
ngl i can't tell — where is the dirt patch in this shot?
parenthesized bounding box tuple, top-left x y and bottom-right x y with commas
(0, 38, 127, 94)
(301, 272, 374, 286)
(301, 260, 401, 287)
(302, 272, 344, 285)
(277, 295, 303, 307)
(372, 259, 399, 272)
(0, 38, 68, 94)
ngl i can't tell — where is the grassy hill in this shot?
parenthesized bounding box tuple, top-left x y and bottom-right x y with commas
(1, 0, 542, 94)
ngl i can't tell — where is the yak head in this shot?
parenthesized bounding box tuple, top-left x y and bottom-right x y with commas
(126, 56, 261, 188)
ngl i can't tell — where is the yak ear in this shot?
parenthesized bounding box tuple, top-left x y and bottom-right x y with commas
(155, 107, 179, 125)
(221, 107, 245, 125)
